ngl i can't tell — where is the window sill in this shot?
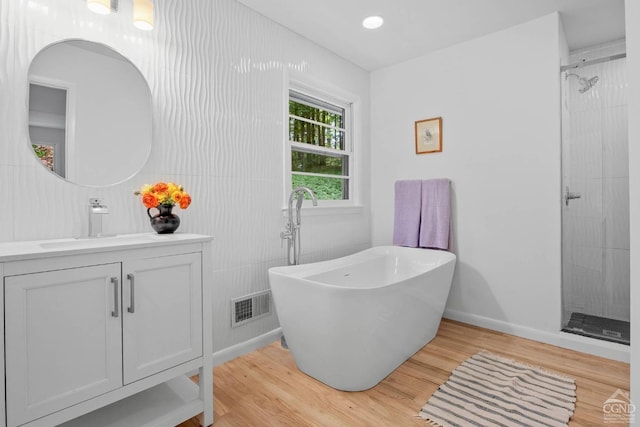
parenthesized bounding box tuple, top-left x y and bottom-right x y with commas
(280, 205, 364, 217)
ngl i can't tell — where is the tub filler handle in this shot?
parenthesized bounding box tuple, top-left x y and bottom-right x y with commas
(565, 186, 582, 206)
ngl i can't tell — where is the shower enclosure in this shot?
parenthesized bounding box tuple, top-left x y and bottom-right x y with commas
(560, 40, 630, 345)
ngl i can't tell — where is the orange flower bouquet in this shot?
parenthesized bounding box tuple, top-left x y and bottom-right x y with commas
(134, 182, 191, 234)
(135, 182, 192, 209)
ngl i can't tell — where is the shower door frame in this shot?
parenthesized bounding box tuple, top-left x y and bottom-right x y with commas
(559, 50, 630, 344)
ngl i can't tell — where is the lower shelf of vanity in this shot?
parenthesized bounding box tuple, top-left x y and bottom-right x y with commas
(59, 376, 203, 427)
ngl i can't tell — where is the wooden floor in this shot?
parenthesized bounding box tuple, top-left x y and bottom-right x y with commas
(180, 319, 629, 426)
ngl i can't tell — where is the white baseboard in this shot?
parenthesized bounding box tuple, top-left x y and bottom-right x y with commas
(212, 328, 283, 366)
(444, 308, 630, 363)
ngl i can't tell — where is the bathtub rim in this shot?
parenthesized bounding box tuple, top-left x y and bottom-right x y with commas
(268, 245, 456, 290)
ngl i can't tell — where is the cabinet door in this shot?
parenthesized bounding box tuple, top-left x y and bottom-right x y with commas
(5, 263, 123, 427)
(122, 253, 202, 384)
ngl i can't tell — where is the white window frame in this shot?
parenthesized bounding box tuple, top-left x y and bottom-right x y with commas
(284, 74, 361, 212)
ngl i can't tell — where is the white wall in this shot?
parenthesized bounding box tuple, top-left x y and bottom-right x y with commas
(371, 11, 629, 361)
(0, 0, 370, 356)
(371, 13, 565, 340)
(625, 0, 640, 406)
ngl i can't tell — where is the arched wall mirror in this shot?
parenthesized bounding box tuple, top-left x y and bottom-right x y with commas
(28, 39, 152, 187)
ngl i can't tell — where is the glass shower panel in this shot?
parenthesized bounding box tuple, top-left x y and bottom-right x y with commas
(561, 48, 629, 344)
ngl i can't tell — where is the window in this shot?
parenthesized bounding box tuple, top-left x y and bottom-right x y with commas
(288, 89, 353, 202)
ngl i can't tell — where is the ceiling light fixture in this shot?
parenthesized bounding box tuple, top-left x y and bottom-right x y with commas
(133, 0, 154, 31)
(86, 0, 112, 15)
(85, 0, 154, 31)
(362, 15, 384, 30)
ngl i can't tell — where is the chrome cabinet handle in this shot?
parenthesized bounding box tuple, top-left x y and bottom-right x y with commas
(111, 277, 119, 318)
(127, 273, 135, 314)
(565, 186, 582, 206)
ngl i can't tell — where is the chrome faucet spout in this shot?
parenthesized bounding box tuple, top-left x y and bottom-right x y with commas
(292, 186, 317, 225)
(88, 198, 109, 238)
(293, 186, 318, 207)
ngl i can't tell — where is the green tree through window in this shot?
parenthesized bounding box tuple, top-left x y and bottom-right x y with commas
(288, 90, 351, 200)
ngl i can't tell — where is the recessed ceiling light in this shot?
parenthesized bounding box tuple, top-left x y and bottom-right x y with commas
(362, 15, 384, 30)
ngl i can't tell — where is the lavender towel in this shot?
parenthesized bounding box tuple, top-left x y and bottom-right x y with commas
(392, 180, 422, 247)
(419, 179, 450, 250)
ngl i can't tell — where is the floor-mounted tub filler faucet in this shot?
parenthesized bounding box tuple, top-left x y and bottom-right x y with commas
(88, 198, 109, 238)
(281, 186, 318, 265)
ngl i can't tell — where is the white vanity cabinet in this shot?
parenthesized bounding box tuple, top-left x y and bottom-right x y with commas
(0, 234, 213, 427)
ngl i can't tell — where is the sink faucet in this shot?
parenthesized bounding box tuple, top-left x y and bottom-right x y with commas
(281, 186, 318, 265)
(88, 198, 109, 238)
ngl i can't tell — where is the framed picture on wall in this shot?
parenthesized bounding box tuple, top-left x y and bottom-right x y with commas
(414, 117, 442, 154)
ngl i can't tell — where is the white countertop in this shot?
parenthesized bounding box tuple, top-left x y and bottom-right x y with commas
(0, 233, 212, 262)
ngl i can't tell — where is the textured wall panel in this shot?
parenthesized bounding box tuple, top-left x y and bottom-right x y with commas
(0, 0, 14, 166)
(2, 0, 370, 354)
(5, 0, 198, 238)
(0, 166, 14, 242)
(0, 0, 15, 241)
(210, 0, 368, 351)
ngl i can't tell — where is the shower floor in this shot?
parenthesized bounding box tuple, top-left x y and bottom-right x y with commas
(563, 312, 630, 345)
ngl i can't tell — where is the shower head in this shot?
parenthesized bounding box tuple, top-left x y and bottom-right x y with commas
(579, 76, 599, 93)
(565, 72, 599, 93)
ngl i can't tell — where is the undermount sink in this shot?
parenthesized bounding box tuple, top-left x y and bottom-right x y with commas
(38, 233, 170, 250)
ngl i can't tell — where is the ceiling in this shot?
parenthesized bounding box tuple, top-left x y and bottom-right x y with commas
(235, 0, 626, 71)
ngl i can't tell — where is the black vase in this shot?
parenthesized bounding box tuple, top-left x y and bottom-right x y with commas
(147, 204, 180, 234)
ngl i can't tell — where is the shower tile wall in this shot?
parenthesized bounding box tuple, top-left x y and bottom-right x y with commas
(562, 40, 629, 322)
(0, 0, 370, 353)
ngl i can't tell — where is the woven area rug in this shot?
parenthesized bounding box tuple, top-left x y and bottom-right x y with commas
(419, 350, 576, 427)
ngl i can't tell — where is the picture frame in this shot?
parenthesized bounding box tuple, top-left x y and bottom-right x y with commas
(414, 117, 442, 154)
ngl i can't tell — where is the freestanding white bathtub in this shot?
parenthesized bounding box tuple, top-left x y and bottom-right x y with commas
(268, 246, 456, 391)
